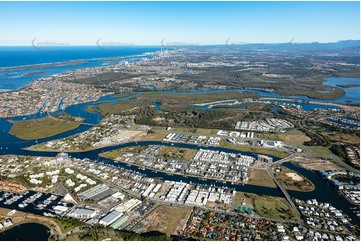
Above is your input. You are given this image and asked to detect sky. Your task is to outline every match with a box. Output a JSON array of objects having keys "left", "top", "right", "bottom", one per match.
[{"left": 0, "top": 1, "right": 359, "bottom": 46}]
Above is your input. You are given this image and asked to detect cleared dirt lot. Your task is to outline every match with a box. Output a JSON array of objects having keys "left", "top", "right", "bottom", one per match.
[
  {"left": 295, "top": 158, "right": 344, "bottom": 170},
  {"left": 137, "top": 205, "right": 192, "bottom": 236}
]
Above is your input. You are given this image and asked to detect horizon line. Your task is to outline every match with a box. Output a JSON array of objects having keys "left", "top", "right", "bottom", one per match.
[{"left": 0, "top": 39, "right": 359, "bottom": 48}]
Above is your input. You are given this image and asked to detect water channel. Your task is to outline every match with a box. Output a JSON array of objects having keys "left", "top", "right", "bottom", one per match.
[{"left": 0, "top": 82, "right": 359, "bottom": 226}]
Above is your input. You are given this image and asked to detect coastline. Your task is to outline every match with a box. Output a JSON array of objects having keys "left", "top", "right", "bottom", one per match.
[
  {"left": 0, "top": 59, "right": 86, "bottom": 71},
  {"left": 0, "top": 48, "right": 160, "bottom": 95}
]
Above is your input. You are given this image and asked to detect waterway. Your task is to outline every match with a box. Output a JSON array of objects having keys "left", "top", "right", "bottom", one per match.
[
  {"left": 0, "top": 223, "right": 50, "bottom": 241},
  {"left": 261, "top": 99, "right": 341, "bottom": 111},
  {"left": 0, "top": 80, "right": 359, "bottom": 227},
  {"left": 284, "top": 162, "right": 359, "bottom": 225},
  {"left": 1, "top": 82, "right": 356, "bottom": 151},
  {"left": 323, "top": 77, "right": 360, "bottom": 104},
  {"left": 0, "top": 191, "right": 64, "bottom": 216}
]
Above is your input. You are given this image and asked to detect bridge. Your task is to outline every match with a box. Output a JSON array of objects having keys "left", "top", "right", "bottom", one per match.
[
  {"left": 264, "top": 153, "right": 302, "bottom": 220},
  {"left": 267, "top": 168, "right": 301, "bottom": 218}
]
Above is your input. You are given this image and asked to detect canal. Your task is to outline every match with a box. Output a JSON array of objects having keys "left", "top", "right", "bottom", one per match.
[{"left": 0, "top": 85, "right": 359, "bottom": 226}]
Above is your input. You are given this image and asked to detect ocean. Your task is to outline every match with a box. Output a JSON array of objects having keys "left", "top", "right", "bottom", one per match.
[{"left": 0, "top": 46, "right": 160, "bottom": 91}]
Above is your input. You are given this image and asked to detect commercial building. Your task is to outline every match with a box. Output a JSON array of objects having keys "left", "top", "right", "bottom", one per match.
[
  {"left": 110, "top": 215, "right": 129, "bottom": 230},
  {"left": 68, "top": 208, "right": 96, "bottom": 219},
  {"left": 99, "top": 210, "right": 123, "bottom": 226},
  {"left": 78, "top": 184, "right": 114, "bottom": 201},
  {"left": 257, "top": 155, "right": 273, "bottom": 163},
  {"left": 113, "top": 198, "right": 142, "bottom": 213}
]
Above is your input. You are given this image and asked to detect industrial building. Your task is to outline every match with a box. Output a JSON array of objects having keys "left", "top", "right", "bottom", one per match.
[
  {"left": 78, "top": 184, "right": 114, "bottom": 201},
  {"left": 99, "top": 210, "right": 123, "bottom": 226},
  {"left": 68, "top": 208, "right": 96, "bottom": 219}
]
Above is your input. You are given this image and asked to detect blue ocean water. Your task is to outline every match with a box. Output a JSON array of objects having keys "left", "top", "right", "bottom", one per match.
[
  {"left": 0, "top": 46, "right": 160, "bottom": 91},
  {"left": 0, "top": 46, "right": 160, "bottom": 68}
]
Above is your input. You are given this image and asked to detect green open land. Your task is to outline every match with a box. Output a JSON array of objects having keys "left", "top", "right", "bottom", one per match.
[
  {"left": 178, "top": 64, "right": 350, "bottom": 100},
  {"left": 131, "top": 91, "right": 258, "bottom": 110},
  {"left": 93, "top": 103, "right": 251, "bottom": 130},
  {"left": 248, "top": 169, "right": 277, "bottom": 188},
  {"left": 303, "top": 146, "right": 334, "bottom": 157},
  {"left": 233, "top": 192, "right": 298, "bottom": 221},
  {"left": 53, "top": 217, "right": 84, "bottom": 233},
  {"left": 87, "top": 101, "right": 150, "bottom": 117},
  {"left": 87, "top": 91, "right": 280, "bottom": 131},
  {"left": 220, "top": 140, "right": 290, "bottom": 158},
  {"left": 275, "top": 165, "right": 315, "bottom": 192},
  {"left": 101, "top": 144, "right": 198, "bottom": 162},
  {"left": 258, "top": 129, "right": 311, "bottom": 145},
  {"left": 157, "top": 146, "right": 198, "bottom": 161},
  {"left": 114, "top": 92, "right": 136, "bottom": 99},
  {"left": 99, "top": 146, "right": 147, "bottom": 160},
  {"left": 323, "top": 132, "right": 360, "bottom": 146},
  {"left": 9, "top": 113, "right": 84, "bottom": 140}
]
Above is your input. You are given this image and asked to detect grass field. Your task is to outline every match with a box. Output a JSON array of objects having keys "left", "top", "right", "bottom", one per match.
[
  {"left": 132, "top": 91, "right": 258, "bottom": 109},
  {"left": 100, "top": 146, "right": 147, "bottom": 160},
  {"left": 323, "top": 132, "right": 360, "bottom": 146},
  {"left": 138, "top": 206, "right": 192, "bottom": 235},
  {"left": 259, "top": 129, "right": 311, "bottom": 145},
  {"left": 53, "top": 218, "right": 83, "bottom": 233},
  {"left": 220, "top": 140, "right": 290, "bottom": 158},
  {"left": 304, "top": 146, "right": 334, "bottom": 157},
  {"left": 94, "top": 102, "right": 150, "bottom": 116},
  {"left": 9, "top": 114, "right": 83, "bottom": 140},
  {"left": 248, "top": 169, "right": 277, "bottom": 188},
  {"left": 233, "top": 192, "right": 298, "bottom": 221},
  {"left": 157, "top": 146, "right": 198, "bottom": 160}
]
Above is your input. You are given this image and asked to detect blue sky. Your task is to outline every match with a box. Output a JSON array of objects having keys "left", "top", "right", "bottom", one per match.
[{"left": 0, "top": 1, "right": 359, "bottom": 45}]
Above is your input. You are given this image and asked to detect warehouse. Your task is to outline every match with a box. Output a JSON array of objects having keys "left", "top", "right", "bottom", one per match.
[{"left": 99, "top": 210, "right": 123, "bottom": 226}]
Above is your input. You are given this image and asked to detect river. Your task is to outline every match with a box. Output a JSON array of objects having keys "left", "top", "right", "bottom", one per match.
[{"left": 0, "top": 81, "right": 359, "bottom": 226}]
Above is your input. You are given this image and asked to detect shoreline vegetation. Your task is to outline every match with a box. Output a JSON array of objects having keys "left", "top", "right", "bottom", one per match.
[{"left": 9, "top": 113, "right": 84, "bottom": 140}]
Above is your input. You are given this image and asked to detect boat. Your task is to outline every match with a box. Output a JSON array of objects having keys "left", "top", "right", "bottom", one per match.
[
  {"left": 7, "top": 209, "right": 16, "bottom": 216},
  {"left": 18, "top": 203, "right": 26, "bottom": 208}
]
